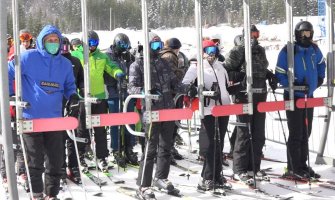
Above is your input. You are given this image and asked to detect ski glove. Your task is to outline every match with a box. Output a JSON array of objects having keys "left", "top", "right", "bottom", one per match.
[
  {"left": 67, "top": 94, "right": 80, "bottom": 117},
  {"left": 149, "top": 88, "right": 162, "bottom": 97},
  {"left": 187, "top": 84, "right": 198, "bottom": 98},
  {"left": 317, "top": 77, "right": 324, "bottom": 88},
  {"left": 266, "top": 70, "right": 278, "bottom": 91},
  {"left": 115, "top": 72, "right": 125, "bottom": 80},
  {"left": 210, "top": 82, "right": 221, "bottom": 102}
]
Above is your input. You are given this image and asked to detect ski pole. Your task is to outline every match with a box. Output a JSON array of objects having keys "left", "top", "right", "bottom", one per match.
[
  {"left": 139, "top": 122, "right": 153, "bottom": 187},
  {"left": 88, "top": 128, "right": 103, "bottom": 196},
  {"left": 70, "top": 129, "right": 88, "bottom": 199},
  {"left": 304, "top": 87, "right": 312, "bottom": 190},
  {"left": 271, "top": 90, "right": 297, "bottom": 186},
  {"left": 117, "top": 78, "right": 126, "bottom": 172}
]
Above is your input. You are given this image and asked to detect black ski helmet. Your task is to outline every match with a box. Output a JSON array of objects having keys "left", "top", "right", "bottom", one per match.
[
  {"left": 88, "top": 30, "right": 99, "bottom": 40},
  {"left": 71, "top": 38, "right": 82, "bottom": 46},
  {"left": 61, "top": 36, "right": 71, "bottom": 54},
  {"left": 113, "top": 33, "right": 131, "bottom": 53},
  {"left": 294, "top": 21, "right": 314, "bottom": 43}
]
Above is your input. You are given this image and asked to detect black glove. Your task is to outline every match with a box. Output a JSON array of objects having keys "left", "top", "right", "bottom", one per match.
[
  {"left": 210, "top": 82, "right": 221, "bottom": 101},
  {"left": 317, "top": 77, "right": 324, "bottom": 88},
  {"left": 150, "top": 88, "right": 162, "bottom": 96},
  {"left": 266, "top": 71, "right": 278, "bottom": 91},
  {"left": 187, "top": 84, "right": 198, "bottom": 98},
  {"left": 67, "top": 94, "right": 80, "bottom": 117}
]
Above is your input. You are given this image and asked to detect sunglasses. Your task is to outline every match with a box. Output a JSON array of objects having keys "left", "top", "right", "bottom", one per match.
[
  {"left": 204, "top": 46, "right": 218, "bottom": 55},
  {"left": 150, "top": 41, "right": 164, "bottom": 51},
  {"left": 300, "top": 30, "right": 311, "bottom": 38},
  {"left": 116, "top": 40, "right": 130, "bottom": 50},
  {"left": 20, "top": 33, "right": 33, "bottom": 41},
  {"left": 88, "top": 38, "right": 99, "bottom": 47},
  {"left": 251, "top": 31, "right": 260, "bottom": 39}
]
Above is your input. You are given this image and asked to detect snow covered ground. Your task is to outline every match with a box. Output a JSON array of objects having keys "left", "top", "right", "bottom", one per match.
[{"left": 1, "top": 23, "right": 335, "bottom": 199}]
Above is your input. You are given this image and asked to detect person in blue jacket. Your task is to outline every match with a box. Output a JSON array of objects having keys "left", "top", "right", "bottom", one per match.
[
  {"left": 275, "top": 21, "right": 325, "bottom": 179},
  {"left": 8, "top": 25, "right": 79, "bottom": 200}
]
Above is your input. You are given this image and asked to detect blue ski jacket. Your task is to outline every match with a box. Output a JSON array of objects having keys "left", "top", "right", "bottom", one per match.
[
  {"left": 275, "top": 44, "right": 326, "bottom": 97},
  {"left": 8, "top": 25, "right": 77, "bottom": 119}
]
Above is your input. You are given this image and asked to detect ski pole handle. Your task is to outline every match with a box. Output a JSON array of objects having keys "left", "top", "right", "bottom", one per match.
[{"left": 123, "top": 94, "right": 145, "bottom": 137}]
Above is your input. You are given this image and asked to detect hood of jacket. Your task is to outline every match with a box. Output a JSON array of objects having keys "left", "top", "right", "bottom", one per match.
[{"left": 36, "top": 25, "right": 63, "bottom": 58}]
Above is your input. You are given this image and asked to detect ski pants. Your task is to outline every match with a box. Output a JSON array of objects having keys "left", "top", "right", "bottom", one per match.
[
  {"left": 1, "top": 126, "right": 25, "bottom": 178},
  {"left": 201, "top": 115, "right": 229, "bottom": 181},
  {"left": 233, "top": 93, "right": 267, "bottom": 174},
  {"left": 285, "top": 95, "right": 314, "bottom": 172},
  {"left": 136, "top": 121, "right": 174, "bottom": 187},
  {"left": 23, "top": 131, "right": 64, "bottom": 196},
  {"left": 107, "top": 97, "right": 136, "bottom": 151},
  {"left": 77, "top": 100, "right": 109, "bottom": 159}
]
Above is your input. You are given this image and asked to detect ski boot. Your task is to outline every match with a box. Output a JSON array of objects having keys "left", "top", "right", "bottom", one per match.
[
  {"left": 98, "top": 158, "right": 109, "bottom": 173},
  {"left": 197, "top": 179, "right": 214, "bottom": 191},
  {"left": 303, "top": 166, "right": 321, "bottom": 179},
  {"left": 113, "top": 151, "right": 127, "bottom": 168},
  {"left": 234, "top": 172, "right": 254, "bottom": 186},
  {"left": 60, "top": 167, "right": 67, "bottom": 185},
  {"left": 136, "top": 187, "right": 156, "bottom": 200},
  {"left": 79, "top": 155, "right": 88, "bottom": 173},
  {"left": 175, "top": 134, "right": 184, "bottom": 146},
  {"left": 171, "top": 147, "right": 183, "bottom": 160},
  {"left": 2, "top": 177, "right": 8, "bottom": 193},
  {"left": 67, "top": 167, "right": 81, "bottom": 184},
  {"left": 248, "top": 170, "right": 270, "bottom": 181},
  {"left": 32, "top": 192, "right": 44, "bottom": 200},
  {"left": 170, "top": 155, "right": 177, "bottom": 165},
  {"left": 216, "top": 175, "right": 232, "bottom": 190},
  {"left": 125, "top": 148, "right": 139, "bottom": 166},
  {"left": 221, "top": 154, "right": 229, "bottom": 167},
  {"left": 17, "top": 173, "right": 29, "bottom": 192},
  {"left": 153, "top": 178, "right": 181, "bottom": 196}
]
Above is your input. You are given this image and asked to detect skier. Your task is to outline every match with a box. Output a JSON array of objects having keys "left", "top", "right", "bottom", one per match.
[
  {"left": 105, "top": 33, "right": 138, "bottom": 167},
  {"left": 75, "top": 30, "right": 124, "bottom": 172},
  {"left": 60, "top": 36, "right": 85, "bottom": 184},
  {"left": 183, "top": 40, "right": 231, "bottom": 191},
  {"left": 223, "top": 25, "right": 277, "bottom": 183},
  {"left": 8, "top": 25, "right": 79, "bottom": 200},
  {"left": 128, "top": 32, "right": 196, "bottom": 199},
  {"left": 160, "top": 37, "right": 185, "bottom": 164},
  {"left": 275, "top": 21, "right": 325, "bottom": 179}
]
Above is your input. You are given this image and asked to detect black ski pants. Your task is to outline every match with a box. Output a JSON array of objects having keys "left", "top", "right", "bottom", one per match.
[
  {"left": 23, "top": 131, "right": 64, "bottom": 196},
  {"left": 77, "top": 100, "right": 109, "bottom": 159},
  {"left": 201, "top": 115, "right": 229, "bottom": 181},
  {"left": 137, "top": 121, "right": 174, "bottom": 187},
  {"left": 233, "top": 93, "right": 267, "bottom": 174},
  {"left": 285, "top": 95, "right": 314, "bottom": 172}
]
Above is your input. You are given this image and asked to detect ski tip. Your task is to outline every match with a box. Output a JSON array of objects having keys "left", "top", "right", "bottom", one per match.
[{"left": 93, "top": 192, "right": 103, "bottom": 197}]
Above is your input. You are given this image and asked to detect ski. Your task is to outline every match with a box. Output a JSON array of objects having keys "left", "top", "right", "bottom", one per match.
[
  {"left": 268, "top": 182, "right": 324, "bottom": 198},
  {"left": 116, "top": 186, "right": 138, "bottom": 199},
  {"left": 318, "top": 183, "right": 335, "bottom": 191},
  {"left": 82, "top": 170, "right": 107, "bottom": 186},
  {"left": 103, "top": 171, "right": 125, "bottom": 184},
  {"left": 267, "top": 172, "right": 335, "bottom": 186},
  {"left": 171, "top": 162, "right": 198, "bottom": 174},
  {"left": 152, "top": 187, "right": 183, "bottom": 197}
]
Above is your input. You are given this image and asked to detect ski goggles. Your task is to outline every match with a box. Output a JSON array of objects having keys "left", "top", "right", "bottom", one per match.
[
  {"left": 300, "top": 30, "right": 312, "bottom": 38},
  {"left": 116, "top": 40, "right": 130, "bottom": 50},
  {"left": 88, "top": 38, "right": 99, "bottom": 47},
  {"left": 150, "top": 41, "right": 164, "bottom": 51},
  {"left": 204, "top": 46, "right": 218, "bottom": 55},
  {"left": 20, "top": 33, "right": 33, "bottom": 41},
  {"left": 251, "top": 31, "right": 260, "bottom": 39}
]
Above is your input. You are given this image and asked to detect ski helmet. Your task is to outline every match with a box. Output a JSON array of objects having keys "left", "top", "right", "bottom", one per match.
[
  {"left": 71, "top": 38, "right": 82, "bottom": 46},
  {"left": 61, "top": 36, "right": 71, "bottom": 54},
  {"left": 165, "top": 38, "right": 182, "bottom": 49},
  {"left": 149, "top": 32, "right": 163, "bottom": 52},
  {"left": 113, "top": 33, "right": 131, "bottom": 53},
  {"left": 202, "top": 40, "right": 218, "bottom": 56},
  {"left": 88, "top": 30, "right": 99, "bottom": 47},
  {"left": 294, "top": 21, "right": 314, "bottom": 47},
  {"left": 242, "top": 25, "right": 259, "bottom": 38},
  {"left": 234, "top": 34, "right": 244, "bottom": 46}
]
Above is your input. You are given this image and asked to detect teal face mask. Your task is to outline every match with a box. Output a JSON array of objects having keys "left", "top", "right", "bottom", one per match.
[{"left": 45, "top": 42, "right": 60, "bottom": 55}]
